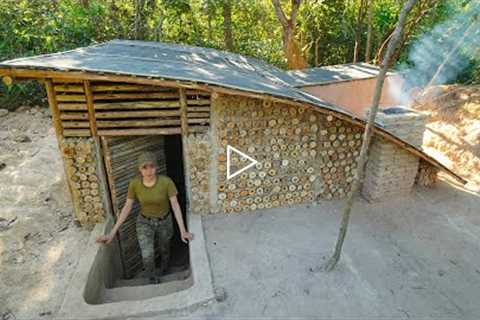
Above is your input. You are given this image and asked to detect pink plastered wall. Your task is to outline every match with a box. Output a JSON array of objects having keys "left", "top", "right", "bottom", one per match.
[{"left": 302, "top": 75, "right": 404, "bottom": 118}]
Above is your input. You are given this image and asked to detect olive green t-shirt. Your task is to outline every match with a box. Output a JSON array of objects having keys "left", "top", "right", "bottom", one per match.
[{"left": 127, "top": 175, "right": 178, "bottom": 218}]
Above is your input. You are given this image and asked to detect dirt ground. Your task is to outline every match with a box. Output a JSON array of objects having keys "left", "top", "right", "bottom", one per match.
[
  {"left": 1, "top": 101, "right": 479, "bottom": 320},
  {"left": 0, "top": 107, "right": 89, "bottom": 320},
  {"left": 183, "top": 180, "right": 480, "bottom": 319}
]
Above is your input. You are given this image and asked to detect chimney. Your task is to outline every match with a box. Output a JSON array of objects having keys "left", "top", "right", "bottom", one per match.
[{"left": 362, "top": 106, "right": 427, "bottom": 201}]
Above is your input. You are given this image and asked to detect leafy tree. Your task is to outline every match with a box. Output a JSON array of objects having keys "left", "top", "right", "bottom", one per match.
[{"left": 0, "top": 0, "right": 478, "bottom": 109}]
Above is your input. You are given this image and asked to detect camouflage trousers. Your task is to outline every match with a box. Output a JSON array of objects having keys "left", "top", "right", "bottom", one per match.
[{"left": 136, "top": 212, "right": 174, "bottom": 277}]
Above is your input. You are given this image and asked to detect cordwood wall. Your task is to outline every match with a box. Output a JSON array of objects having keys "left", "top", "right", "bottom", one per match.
[
  {"left": 60, "top": 137, "right": 110, "bottom": 225},
  {"left": 204, "top": 94, "right": 366, "bottom": 214}
]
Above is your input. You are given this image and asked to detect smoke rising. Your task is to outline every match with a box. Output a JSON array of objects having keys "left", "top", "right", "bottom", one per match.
[{"left": 391, "top": 1, "right": 480, "bottom": 105}]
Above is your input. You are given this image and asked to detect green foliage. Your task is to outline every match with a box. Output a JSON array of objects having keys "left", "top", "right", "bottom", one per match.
[
  {"left": 0, "top": 0, "right": 478, "bottom": 109},
  {"left": 0, "top": 81, "right": 45, "bottom": 111}
]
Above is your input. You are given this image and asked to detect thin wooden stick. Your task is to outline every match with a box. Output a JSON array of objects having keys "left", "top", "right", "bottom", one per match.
[
  {"left": 323, "top": 0, "right": 420, "bottom": 272},
  {"left": 56, "top": 91, "right": 181, "bottom": 101},
  {"left": 63, "top": 129, "right": 91, "bottom": 136},
  {"left": 58, "top": 100, "right": 181, "bottom": 111},
  {"left": 97, "top": 127, "right": 181, "bottom": 136}
]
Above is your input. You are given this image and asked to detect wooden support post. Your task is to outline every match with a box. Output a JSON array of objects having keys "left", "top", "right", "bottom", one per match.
[
  {"left": 93, "top": 137, "right": 113, "bottom": 219},
  {"left": 179, "top": 88, "right": 193, "bottom": 215},
  {"left": 84, "top": 80, "right": 97, "bottom": 136},
  {"left": 99, "top": 135, "right": 128, "bottom": 277},
  {"left": 45, "top": 79, "right": 78, "bottom": 220},
  {"left": 101, "top": 137, "right": 117, "bottom": 216},
  {"left": 45, "top": 79, "right": 64, "bottom": 138},
  {"left": 179, "top": 88, "right": 189, "bottom": 136}
]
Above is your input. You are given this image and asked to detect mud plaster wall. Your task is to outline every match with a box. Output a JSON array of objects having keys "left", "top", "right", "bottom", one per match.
[
  {"left": 208, "top": 94, "right": 365, "bottom": 214},
  {"left": 301, "top": 75, "right": 403, "bottom": 118},
  {"left": 61, "top": 137, "right": 108, "bottom": 225}
]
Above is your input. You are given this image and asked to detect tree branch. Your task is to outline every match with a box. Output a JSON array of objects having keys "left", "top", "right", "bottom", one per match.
[
  {"left": 290, "top": 0, "right": 302, "bottom": 26},
  {"left": 272, "top": 0, "right": 289, "bottom": 28}
]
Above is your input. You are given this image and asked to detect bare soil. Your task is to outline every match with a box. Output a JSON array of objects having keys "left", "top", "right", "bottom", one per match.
[{"left": 0, "top": 106, "right": 89, "bottom": 320}]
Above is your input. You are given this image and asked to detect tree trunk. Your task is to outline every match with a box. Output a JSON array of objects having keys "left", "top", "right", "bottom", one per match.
[
  {"left": 353, "top": 0, "right": 366, "bottom": 63},
  {"left": 207, "top": 1, "right": 213, "bottom": 42},
  {"left": 154, "top": 10, "right": 165, "bottom": 42},
  {"left": 315, "top": 37, "right": 321, "bottom": 66},
  {"left": 223, "top": 0, "right": 234, "bottom": 51},
  {"left": 80, "top": 0, "right": 90, "bottom": 8},
  {"left": 375, "top": 0, "right": 439, "bottom": 64},
  {"left": 365, "top": 0, "right": 374, "bottom": 62},
  {"left": 108, "top": 0, "right": 121, "bottom": 37},
  {"left": 134, "top": 0, "right": 147, "bottom": 40},
  {"left": 322, "top": 0, "right": 419, "bottom": 272},
  {"left": 272, "top": 0, "right": 308, "bottom": 69}
]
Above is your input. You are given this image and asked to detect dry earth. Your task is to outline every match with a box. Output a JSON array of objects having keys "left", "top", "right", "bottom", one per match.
[{"left": 0, "top": 106, "right": 88, "bottom": 320}]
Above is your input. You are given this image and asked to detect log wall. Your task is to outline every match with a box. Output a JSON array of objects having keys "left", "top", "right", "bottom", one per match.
[
  {"left": 183, "top": 133, "right": 212, "bottom": 214},
  {"left": 60, "top": 137, "right": 108, "bottom": 225},
  {"left": 209, "top": 94, "right": 364, "bottom": 214}
]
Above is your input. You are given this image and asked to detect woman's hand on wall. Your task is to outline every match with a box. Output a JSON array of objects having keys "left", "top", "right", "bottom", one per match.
[{"left": 180, "top": 231, "right": 194, "bottom": 243}]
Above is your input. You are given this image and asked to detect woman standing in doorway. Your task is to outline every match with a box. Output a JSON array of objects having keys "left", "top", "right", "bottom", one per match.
[{"left": 97, "top": 151, "right": 194, "bottom": 282}]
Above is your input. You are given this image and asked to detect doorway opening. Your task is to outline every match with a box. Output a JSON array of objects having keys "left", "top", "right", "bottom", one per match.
[{"left": 102, "top": 134, "right": 190, "bottom": 289}]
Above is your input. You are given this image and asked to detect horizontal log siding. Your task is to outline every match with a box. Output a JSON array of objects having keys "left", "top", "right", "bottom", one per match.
[{"left": 53, "top": 80, "right": 210, "bottom": 137}]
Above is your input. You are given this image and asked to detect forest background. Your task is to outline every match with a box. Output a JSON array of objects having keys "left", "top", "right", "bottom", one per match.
[{"left": 0, "top": 0, "right": 478, "bottom": 109}]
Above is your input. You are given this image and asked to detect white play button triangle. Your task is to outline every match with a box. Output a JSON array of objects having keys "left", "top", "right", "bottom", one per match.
[{"left": 226, "top": 145, "right": 258, "bottom": 180}]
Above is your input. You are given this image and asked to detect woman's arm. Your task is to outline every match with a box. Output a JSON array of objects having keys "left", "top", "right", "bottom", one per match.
[
  {"left": 169, "top": 195, "right": 194, "bottom": 243},
  {"left": 96, "top": 198, "right": 134, "bottom": 244}
]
